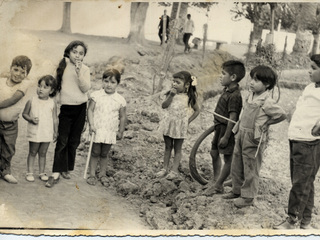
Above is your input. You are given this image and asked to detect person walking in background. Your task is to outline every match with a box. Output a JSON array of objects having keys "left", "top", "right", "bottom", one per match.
[
  {"left": 86, "top": 69, "right": 126, "bottom": 186},
  {"left": 274, "top": 54, "right": 320, "bottom": 230},
  {"left": 204, "top": 60, "right": 245, "bottom": 196},
  {"left": 223, "top": 65, "right": 286, "bottom": 208},
  {"left": 156, "top": 71, "right": 200, "bottom": 180},
  {"left": 158, "top": 9, "right": 170, "bottom": 45},
  {"left": 0, "top": 55, "right": 32, "bottom": 184},
  {"left": 182, "top": 14, "right": 194, "bottom": 53},
  {"left": 23, "top": 75, "right": 58, "bottom": 182},
  {"left": 46, "top": 40, "right": 91, "bottom": 188}
]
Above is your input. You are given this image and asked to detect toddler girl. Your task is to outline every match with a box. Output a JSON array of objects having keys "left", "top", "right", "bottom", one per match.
[
  {"left": 23, "top": 75, "right": 58, "bottom": 182},
  {"left": 224, "top": 65, "right": 286, "bottom": 208},
  {"left": 86, "top": 69, "right": 126, "bottom": 186},
  {"left": 157, "top": 71, "right": 200, "bottom": 180}
]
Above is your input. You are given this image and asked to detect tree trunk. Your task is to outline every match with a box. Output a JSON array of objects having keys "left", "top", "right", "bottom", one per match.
[
  {"left": 176, "top": 2, "right": 189, "bottom": 45},
  {"left": 248, "top": 23, "right": 264, "bottom": 54},
  {"left": 292, "top": 30, "right": 312, "bottom": 54},
  {"left": 127, "top": 2, "right": 149, "bottom": 45},
  {"left": 311, "top": 31, "right": 320, "bottom": 55},
  {"left": 60, "top": 2, "right": 71, "bottom": 33},
  {"left": 170, "top": 2, "right": 179, "bottom": 19}
]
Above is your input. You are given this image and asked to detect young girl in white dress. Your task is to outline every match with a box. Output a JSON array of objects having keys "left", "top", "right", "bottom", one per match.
[
  {"left": 157, "top": 71, "right": 200, "bottom": 180},
  {"left": 22, "top": 75, "right": 58, "bottom": 182},
  {"left": 86, "top": 69, "right": 127, "bottom": 186}
]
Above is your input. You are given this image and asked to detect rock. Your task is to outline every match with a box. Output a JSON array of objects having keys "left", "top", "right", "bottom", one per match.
[
  {"left": 145, "top": 207, "right": 172, "bottom": 229},
  {"left": 117, "top": 180, "right": 139, "bottom": 196},
  {"left": 178, "top": 181, "right": 191, "bottom": 193},
  {"left": 196, "top": 196, "right": 207, "bottom": 206},
  {"left": 113, "top": 170, "right": 133, "bottom": 182},
  {"left": 149, "top": 112, "right": 160, "bottom": 123}
]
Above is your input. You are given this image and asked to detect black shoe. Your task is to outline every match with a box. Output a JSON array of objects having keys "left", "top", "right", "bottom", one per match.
[{"left": 45, "top": 176, "right": 60, "bottom": 188}]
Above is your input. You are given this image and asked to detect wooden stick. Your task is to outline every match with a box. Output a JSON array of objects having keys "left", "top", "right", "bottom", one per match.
[
  {"left": 83, "top": 133, "right": 94, "bottom": 179},
  {"left": 204, "top": 110, "right": 237, "bottom": 124}
]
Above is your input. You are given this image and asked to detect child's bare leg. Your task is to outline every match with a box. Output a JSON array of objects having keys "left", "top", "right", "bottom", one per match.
[
  {"left": 215, "top": 154, "right": 232, "bottom": 188},
  {"left": 38, "top": 142, "right": 50, "bottom": 174},
  {"left": 27, "top": 142, "right": 40, "bottom": 173},
  {"left": 210, "top": 149, "right": 221, "bottom": 182},
  {"left": 163, "top": 136, "right": 173, "bottom": 171},
  {"left": 98, "top": 144, "right": 112, "bottom": 179},
  {"left": 89, "top": 143, "right": 100, "bottom": 177},
  {"left": 172, "top": 139, "right": 184, "bottom": 173}
]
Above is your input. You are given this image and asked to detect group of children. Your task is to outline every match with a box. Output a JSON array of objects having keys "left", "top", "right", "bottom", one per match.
[
  {"left": 1, "top": 39, "right": 320, "bottom": 229},
  {"left": 157, "top": 57, "right": 320, "bottom": 229}
]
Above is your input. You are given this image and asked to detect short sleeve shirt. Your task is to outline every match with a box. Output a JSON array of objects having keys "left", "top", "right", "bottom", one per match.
[
  {"left": 0, "top": 78, "right": 31, "bottom": 121},
  {"left": 214, "top": 84, "right": 242, "bottom": 125}
]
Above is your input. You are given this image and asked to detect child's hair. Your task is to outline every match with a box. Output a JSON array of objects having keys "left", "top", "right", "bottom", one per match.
[
  {"left": 11, "top": 55, "right": 32, "bottom": 75},
  {"left": 250, "top": 65, "right": 277, "bottom": 90},
  {"left": 222, "top": 60, "right": 245, "bottom": 82},
  {"left": 172, "top": 71, "right": 197, "bottom": 107},
  {"left": 310, "top": 54, "right": 320, "bottom": 67},
  {"left": 103, "top": 68, "right": 121, "bottom": 84},
  {"left": 56, "top": 40, "right": 88, "bottom": 92},
  {"left": 38, "top": 75, "right": 58, "bottom": 97}
]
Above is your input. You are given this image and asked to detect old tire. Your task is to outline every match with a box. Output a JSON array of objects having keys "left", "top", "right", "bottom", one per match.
[{"left": 189, "top": 125, "right": 215, "bottom": 185}]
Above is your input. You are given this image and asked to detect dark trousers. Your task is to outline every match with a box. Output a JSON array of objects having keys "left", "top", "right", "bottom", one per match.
[
  {"left": 183, "top": 33, "right": 192, "bottom": 51},
  {"left": 158, "top": 28, "right": 169, "bottom": 43},
  {"left": 0, "top": 121, "right": 18, "bottom": 176},
  {"left": 288, "top": 140, "right": 320, "bottom": 225},
  {"left": 53, "top": 103, "right": 86, "bottom": 173}
]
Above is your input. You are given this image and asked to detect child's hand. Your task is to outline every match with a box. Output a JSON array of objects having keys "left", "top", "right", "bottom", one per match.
[
  {"left": 89, "top": 125, "right": 96, "bottom": 135},
  {"left": 31, "top": 117, "right": 39, "bottom": 125},
  {"left": 53, "top": 132, "right": 58, "bottom": 142},
  {"left": 260, "top": 124, "right": 268, "bottom": 133},
  {"left": 218, "top": 136, "right": 228, "bottom": 148},
  {"left": 169, "top": 88, "right": 177, "bottom": 96},
  {"left": 75, "top": 60, "right": 82, "bottom": 74},
  {"left": 116, "top": 132, "right": 123, "bottom": 140},
  {"left": 311, "top": 120, "right": 320, "bottom": 136}
]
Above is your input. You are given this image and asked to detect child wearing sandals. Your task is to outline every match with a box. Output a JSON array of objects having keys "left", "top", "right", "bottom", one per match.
[
  {"left": 23, "top": 75, "right": 58, "bottom": 182},
  {"left": 86, "top": 69, "right": 126, "bottom": 186},
  {"left": 156, "top": 71, "right": 200, "bottom": 180}
]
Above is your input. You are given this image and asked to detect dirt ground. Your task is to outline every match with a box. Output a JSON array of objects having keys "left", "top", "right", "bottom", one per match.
[{"left": 1, "top": 29, "right": 320, "bottom": 236}]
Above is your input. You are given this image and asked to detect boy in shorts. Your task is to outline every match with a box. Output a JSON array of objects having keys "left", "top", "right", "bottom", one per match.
[
  {"left": 204, "top": 60, "right": 245, "bottom": 196},
  {"left": 0, "top": 55, "right": 32, "bottom": 183}
]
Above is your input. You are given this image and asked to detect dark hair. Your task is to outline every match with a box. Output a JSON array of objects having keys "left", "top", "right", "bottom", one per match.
[
  {"left": 310, "top": 54, "right": 320, "bottom": 67},
  {"left": 222, "top": 60, "right": 245, "bottom": 82},
  {"left": 250, "top": 65, "right": 277, "bottom": 90},
  {"left": 11, "top": 55, "right": 32, "bottom": 75},
  {"left": 172, "top": 71, "right": 197, "bottom": 107},
  {"left": 56, "top": 40, "right": 88, "bottom": 92},
  {"left": 38, "top": 75, "right": 58, "bottom": 97},
  {"left": 187, "top": 14, "right": 191, "bottom": 18},
  {"left": 102, "top": 68, "right": 121, "bottom": 84}
]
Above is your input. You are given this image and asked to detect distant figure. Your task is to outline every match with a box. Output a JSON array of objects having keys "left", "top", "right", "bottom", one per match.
[
  {"left": 182, "top": 14, "right": 194, "bottom": 53},
  {"left": 158, "top": 10, "right": 170, "bottom": 45}
]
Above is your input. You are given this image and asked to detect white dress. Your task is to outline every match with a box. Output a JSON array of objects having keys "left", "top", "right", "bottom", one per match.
[
  {"left": 27, "top": 97, "right": 55, "bottom": 142},
  {"left": 91, "top": 89, "right": 126, "bottom": 144}
]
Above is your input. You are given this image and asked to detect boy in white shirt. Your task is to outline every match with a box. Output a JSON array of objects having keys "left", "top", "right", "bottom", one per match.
[{"left": 274, "top": 54, "right": 320, "bottom": 229}]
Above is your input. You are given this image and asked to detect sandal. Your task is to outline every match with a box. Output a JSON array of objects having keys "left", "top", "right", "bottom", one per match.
[
  {"left": 26, "top": 173, "right": 35, "bottom": 182},
  {"left": 39, "top": 173, "right": 49, "bottom": 181},
  {"left": 155, "top": 169, "right": 167, "bottom": 178},
  {"left": 86, "top": 176, "right": 97, "bottom": 186},
  {"left": 100, "top": 176, "right": 109, "bottom": 187},
  {"left": 166, "top": 171, "right": 180, "bottom": 180},
  {"left": 45, "top": 176, "right": 60, "bottom": 188}
]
